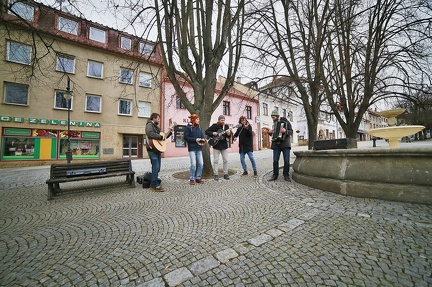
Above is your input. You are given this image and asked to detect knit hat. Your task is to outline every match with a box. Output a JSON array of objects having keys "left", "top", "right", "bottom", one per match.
[
  {"left": 189, "top": 114, "right": 199, "bottom": 123},
  {"left": 271, "top": 110, "right": 280, "bottom": 116},
  {"left": 218, "top": 115, "right": 225, "bottom": 120}
]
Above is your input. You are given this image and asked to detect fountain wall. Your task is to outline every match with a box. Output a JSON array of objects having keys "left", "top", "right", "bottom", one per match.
[{"left": 292, "top": 148, "right": 432, "bottom": 205}]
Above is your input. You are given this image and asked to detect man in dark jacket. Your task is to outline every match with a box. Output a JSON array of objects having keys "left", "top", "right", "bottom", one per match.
[
  {"left": 268, "top": 110, "right": 293, "bottom": 181},
  {"left": 234, "top": 116, "right": 258, "bottom": 177},
  {"left": 184, "top": 114, "right": 206, "bottom": 185},
  {"left": 145, "top": 113, "right": 173, "bottom": 191},
  {"left": 205, "top": 115, "right": 232, "bottom": 180}
]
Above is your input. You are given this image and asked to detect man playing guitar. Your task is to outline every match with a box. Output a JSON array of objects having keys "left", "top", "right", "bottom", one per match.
[{"left": 145, "top": 113, "right": 173, "bottom": 192}]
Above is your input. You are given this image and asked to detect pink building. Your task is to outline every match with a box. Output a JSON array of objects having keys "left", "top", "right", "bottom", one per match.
[{"left": 161, "top": 78, "right": 259, "bottom": 157}]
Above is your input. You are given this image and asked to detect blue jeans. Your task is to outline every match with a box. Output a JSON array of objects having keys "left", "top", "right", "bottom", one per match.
[
  {"left": 240, "top": 151, "right": 257, "bottom": 172},
  {"left": 272, "top": 145, "right": 291, "bottom": 177},
  {"left": 148, "top": 150, "right": 161, "bottom": 187},
  {"left": 189, "top": 150, "right": 203, "bottom": 180}
]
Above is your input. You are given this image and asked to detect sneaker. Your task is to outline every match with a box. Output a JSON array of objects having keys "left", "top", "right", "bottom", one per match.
[
  {"left": 151, "top": 186, "right": 164, "bottom": 192},
  {"left": 214, "top": 175, "right": 219, "bottom": 181},
  {"left": 284, "top": 176, "right": 291, "bottom": 182},
  {"left": 242, "top": 171, "right": 248, "bottom": 176},
  {"left": 223, "top": 174, "right": 230, "bottom": 180},
  {"left": 253, "top": 171, "right": 258, "bottom": 178},
  {"left": 190, "top": 180, "right": 195, "bottom": 185},
  {"left": 268, "top": 176, "right": 278, "bottom": 181},
  {"left": 196, "top": 179, "right": 204, "bottom": 184}
]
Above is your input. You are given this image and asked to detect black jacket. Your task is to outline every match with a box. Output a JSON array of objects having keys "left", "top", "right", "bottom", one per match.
[
  {"left": 271, "top": 117, "right": 293, "bottom": 149},
  {"left": 205, "top": 123, "right": 230, "bottom": 150},
  {"left": 234, "top": 123, "right": 254, "bottom": 153}
]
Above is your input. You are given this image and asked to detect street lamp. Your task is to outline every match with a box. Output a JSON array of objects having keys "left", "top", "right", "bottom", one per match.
[{"left": 64, "top": 76, "right": 73, "bottom": 163}]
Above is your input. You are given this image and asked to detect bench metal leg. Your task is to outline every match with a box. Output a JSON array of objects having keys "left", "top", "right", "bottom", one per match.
[{"left": 47, "top": 184, "right": 54, "bottom": 200}]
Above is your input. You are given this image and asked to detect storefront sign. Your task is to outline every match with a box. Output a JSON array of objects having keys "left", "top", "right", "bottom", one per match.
[
  {"left": 0, "top": 115, "right": 100, "bottom": 128},
  {"left": 82, "top": 132, "right": 100, "bottom": 139},
  {"left": 4, "top": 128, "right": 32, "bottom": 136}
]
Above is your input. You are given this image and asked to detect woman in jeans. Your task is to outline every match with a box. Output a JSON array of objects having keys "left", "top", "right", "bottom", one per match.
[
  {"left": 234, "top": 116, "right": 258, "bottom": 177},
  {"left": 184, "top": 114, "right": 206, "bottom": 185}
]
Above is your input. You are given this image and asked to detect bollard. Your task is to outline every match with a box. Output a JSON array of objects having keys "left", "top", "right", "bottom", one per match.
[{"left": 372, "top": 137, "right": 377, "bottom": 147}]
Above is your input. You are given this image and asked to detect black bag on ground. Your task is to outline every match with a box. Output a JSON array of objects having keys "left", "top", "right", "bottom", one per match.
[{"left": 142, "top": 172, "right": 161, "bottom": 188}]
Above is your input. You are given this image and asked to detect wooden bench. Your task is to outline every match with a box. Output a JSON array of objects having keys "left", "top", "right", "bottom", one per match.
[{"left": 46, "top": 159, "right": 135, "bottom": 200}]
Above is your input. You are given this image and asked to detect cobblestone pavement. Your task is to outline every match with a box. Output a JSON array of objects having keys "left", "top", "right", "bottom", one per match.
[{"left": 1, "top": 147, "right": 431, "bottom": 287}]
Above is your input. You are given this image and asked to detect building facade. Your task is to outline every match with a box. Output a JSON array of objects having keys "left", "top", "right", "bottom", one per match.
[
  {"left": 161, "top": 76, "right": 259, "bottom": 157},
  {"left": 1, "top": 0, "right": 163, "bottom": 164}
]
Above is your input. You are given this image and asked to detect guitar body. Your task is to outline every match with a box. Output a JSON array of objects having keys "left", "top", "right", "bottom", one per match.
[
  {"left": 149, "top": 132, "right": 168, "bottom": 153},
  {"left": 208, "top": 125, "right": 241, "bottom": 146}
]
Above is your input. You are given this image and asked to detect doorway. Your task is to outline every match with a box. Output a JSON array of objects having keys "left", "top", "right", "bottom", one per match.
[{"left": 123, "top": 135, "right": 143, "bottom": 158}]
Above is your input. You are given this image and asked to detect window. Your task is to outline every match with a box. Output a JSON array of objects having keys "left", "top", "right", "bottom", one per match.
[
  {"left": 139, "top": 42, "right": 154, "bottom": 55},
  {"left": 274, "top": 106, "right": 279, "bottom": 113},
  {"left": 58, "top": 16, "right": 78, "bottom": 35},
  {"left": 120, "top": 68, "right": 133, "bottom": 84},
  {"left": 6, "top": 40, "right": 31, "bottom": 65},
  {"left": 176, "top": 96, "right": 186, "bottom": 109},
  {"left": 263, "top": 103, "right": 268, "bottom": 116},
  {"left": 119, "top": 99, "right": 132, "bottom": 115},
  {"left": 282, "top": 108, "right": 287, "bottom": 118},
  {"left": 8, "top": 1, "right": 34, "bottom": 21},
  {"left": 85, "top": 94, "right": 101, "bottom": 113},
  {"left": 223, "top": 101, "right": 230, "bottom": 116},
  {"left": 4, "top": 82, "right": 28, "bottom": 105},
  {"left": 246, "top": 106, "right": 252, "bottom": 119},
  {"left": 139, "top": 72, "right": 151, "bottom": 87},
  {"left": 138, "top": 101, "right": 151, "bottom": 117},
  {"left": 56, "top": 54, "right": 75, "bottom": 73},
  {"left": 87, "top": 61, "right": 103, "bottom": 78},
  {"left": 121, "top": 36, "right": 132, "bottom": 50},
  {"left": 54, "top": 91, "right": 72, "bottom": 109},
  {"left": 89, "top": 27, "right": 106, "bottom": 43}
]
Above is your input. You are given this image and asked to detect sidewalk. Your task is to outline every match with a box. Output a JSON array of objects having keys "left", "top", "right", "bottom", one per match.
[{"left": 0, "top": 145, "right": 431, "bottom": 286}]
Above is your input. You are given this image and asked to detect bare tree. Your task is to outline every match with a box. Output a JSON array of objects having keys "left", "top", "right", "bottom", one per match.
[
  {"left": 247, "top": 0, "right": 334, "bottom": 149},
  {"left": 321, "top": 0, "right": 432, "bottom": 139},
  {"left": 151, "top": 0, "right": 246, "bottom": 175}
]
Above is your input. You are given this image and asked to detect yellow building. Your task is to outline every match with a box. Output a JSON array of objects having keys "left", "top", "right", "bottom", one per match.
[{"left": 0, "top": 0, "right": 163, "bottom": 165}]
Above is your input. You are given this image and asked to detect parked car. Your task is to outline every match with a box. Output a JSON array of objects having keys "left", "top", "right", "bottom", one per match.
[{"left": 406, "top": 135, "right": 414, "bottom": 143}]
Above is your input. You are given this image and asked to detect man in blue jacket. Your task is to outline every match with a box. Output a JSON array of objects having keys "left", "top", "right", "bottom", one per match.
[{"left": 184, "top": 114, "right": 207, "bottom": 185}]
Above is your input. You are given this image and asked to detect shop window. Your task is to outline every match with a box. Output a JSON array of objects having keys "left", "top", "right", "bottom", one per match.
[
  {"left": 138, "top": 101, "right": 151, "bottom": 117},
  {"left": 87, "top": 60, "right": 103, "bottom": 78},
  {"left": 8, "top": 0, "right": 34, "bottom": 21},
  {"left": 139, "top": 42, "right": 154, "bottom": 56},
  {"left": 121, "top": 36, "right": 132, "bottom": 50},
  {"left": 3, "top": 137, "right": 35, "bottom": 157},
  {"left": 56, "top": 54, "right": 75, "bottom": 74},
  {"left": 89, "top": 27, "right": 106, "bottom": 43},
  {"left": 118, "top": 99, "right": 132, "bottom": 115},
  {"left": 54, "top": 90, "right": 72, "bottom": 110},
  {"left": 6, "top": 40, "right": 32, "bottom": 65},
  {"left": 119, "top": 68, "right": 133, "bottom": 84},
  {"left": 58, "top": 16, "right": 78, "bottom": 35},
  {"left": 139, "top": 72, "right": 151, "bottom": 87},
  {"left": 4, "top": 82, "right": 28, "bottom": 105},
  {"left": 85, "top": 94, "right": 101, "bottom": 113}
]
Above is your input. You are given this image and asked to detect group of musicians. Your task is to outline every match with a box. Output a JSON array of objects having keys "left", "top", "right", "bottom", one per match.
[{"left": 145, "top": 110, "right": 293, "bottom": 192}]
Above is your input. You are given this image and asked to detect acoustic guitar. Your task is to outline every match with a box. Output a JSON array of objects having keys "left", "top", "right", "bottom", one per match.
[
  {"left": 208, "top": 124, "right": 242, "bottom": 146},
  {"left": 148, "top": 122, "right": 177, "bottom": 153}
]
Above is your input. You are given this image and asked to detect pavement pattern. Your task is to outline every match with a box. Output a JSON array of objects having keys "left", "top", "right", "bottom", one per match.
[{"left": 0, "top": 147, "right": 431, "bottom": 287}]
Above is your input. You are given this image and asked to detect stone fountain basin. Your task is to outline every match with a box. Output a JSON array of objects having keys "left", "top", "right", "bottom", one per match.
[
  {"left": 367, "top": 125, "right": 425, "bottom": 139},
  {"left": 292, "top": 148, "right": 432, "bottom": 205}
]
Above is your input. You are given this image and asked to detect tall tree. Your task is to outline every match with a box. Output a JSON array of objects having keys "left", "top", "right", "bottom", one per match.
[
  {"left": 153, "top": 0, "right": 246, "bottom": 175},
  {"left": 321, "top": 0, "right": 432, "bottom": 139},
  {"left": 248, "top": 0, "right": 334, "bottom": 149}
]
